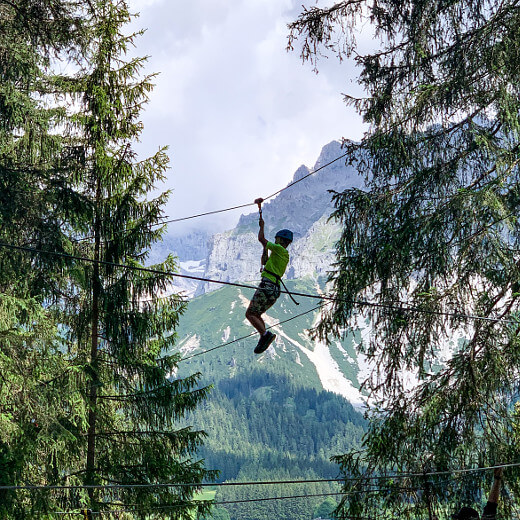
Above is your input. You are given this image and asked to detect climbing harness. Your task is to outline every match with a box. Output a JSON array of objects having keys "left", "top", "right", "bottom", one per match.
[
  {"left": 262, "top": 268, "right": 300, "bottom": 306},
  {"left": 254, "top": 197, "right": 299, "bottom": 305}
]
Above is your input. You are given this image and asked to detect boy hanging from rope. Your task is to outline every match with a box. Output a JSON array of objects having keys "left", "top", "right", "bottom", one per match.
[{"left": 246, "top": 199, "right": 294, "bottom": 354}]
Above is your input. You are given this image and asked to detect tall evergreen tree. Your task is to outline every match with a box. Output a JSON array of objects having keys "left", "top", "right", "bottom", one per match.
[
  {"left": 289, "top": 1, "right": 520, "bottom": 518},
  {"left": 0, "top": 0, "right": 214, "bottom": 518},
  {"left": 53, "top": 0, "right": 215, "bottom": 517},
  {"left": 0, "top": 1, "right": 92, "bottom": 518}
]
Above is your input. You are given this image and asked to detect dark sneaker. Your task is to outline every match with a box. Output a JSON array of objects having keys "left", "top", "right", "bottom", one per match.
[{"left": 254, "top": 331, "right": 276, "bottom": 354}]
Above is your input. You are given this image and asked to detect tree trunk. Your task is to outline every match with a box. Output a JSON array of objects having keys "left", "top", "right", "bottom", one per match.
[{"left": 86, "top": 183, "right": 101, "bottom": 511}]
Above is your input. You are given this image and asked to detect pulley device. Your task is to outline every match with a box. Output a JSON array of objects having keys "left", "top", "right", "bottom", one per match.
[{"left": 254, "top": 197, "right": 264, "bottom": 218}]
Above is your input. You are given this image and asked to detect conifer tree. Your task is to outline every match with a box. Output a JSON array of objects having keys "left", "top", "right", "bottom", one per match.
[
  {"left": 289, "top": 1, "right": 520, "bottom": 517},
  {"left": 0, "top": 0, "right": 214, "bottom": 517},
  {"left": 53, "top": 0, "right": 215, "bottom": 517},
  {"left": 0, "top": 1, "right": 92, "bottom": 518}
]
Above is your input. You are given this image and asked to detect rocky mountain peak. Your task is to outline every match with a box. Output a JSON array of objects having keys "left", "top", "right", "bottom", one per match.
[
  {"left": 292, "top": 164, "right": 311, "bottom": 182},
  {"left": 235, "top": 140, "right": 362, "bottom": 238},
  {"left": 195, "top": 140, "right": 363, "bottom": 295}
]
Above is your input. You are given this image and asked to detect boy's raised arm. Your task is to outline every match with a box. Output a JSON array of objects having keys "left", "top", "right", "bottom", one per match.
[
  {"left": 488, "top": 467, "right": 503, "bottom": 505},
  {"left": 258, "top": 217, "right": 268, "bottom": 247}
]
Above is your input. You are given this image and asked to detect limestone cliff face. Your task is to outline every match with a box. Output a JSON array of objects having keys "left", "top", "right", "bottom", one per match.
[
  {"left": 197, "top": 231, "right": 260, "bottom": 294},
  {"left": 195, "top": 140, "right": 361, "bottom": 295},
  {"left": 196, "top": 216, "right": 342, "bottom": 295},
  {"left": 288, "top": 216, "right": 341, "bottom": 280}
]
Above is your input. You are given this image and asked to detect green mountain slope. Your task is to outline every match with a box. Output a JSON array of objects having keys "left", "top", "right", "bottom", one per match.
[
  {"left": 173, "top": 278, "right": 363, "bottom": 395},
  {"left": 169, "top": 279, "right": 367, "bottom": 520}
]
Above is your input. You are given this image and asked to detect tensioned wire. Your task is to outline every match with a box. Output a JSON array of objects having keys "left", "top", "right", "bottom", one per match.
[
  {"left": 179, "top": 303, "right": 325, "bottom": 361},
  {"left": 36, "top": 299, "right": 326, "bottom": 395},
  {"left": 72, "top": 150, "right": 350, "bottom": 243},
  {"left": 5, "top": 118, "right": 518, "bottom": 517},
  {"left": 4, "top": 461, "right": 520, "bottom": 491},
  {"left": 80, "top": 304, "right": 324, "bottom": 372},
  {"left": 48, "top": 491, "right": 379, "bottom": 517},
  {"left": 35, "top": 479, "right": 520, "bottom": 518},
  {"left": 37, "top": 474, "right": 513, "bottom": 515},
  {"left": 3, "top": 244, "right": 517, "bottom": 493},
  {"left": 94, "top": 303, "right": 326, "bottom": 400},
  {"left": 0, "top": 241, "right": 517, "bottom": 325},
  {"left": 36, "top": 302, "right": 325, "bottom": 391},
  {"left": 13, "top": 466, "right": 520, "bottom": 518},
  {"left": 2, "top": 240, "right": 516, "bottom": 403},
  {"left": 84, "top": 303, "right": 326, "bottom": 402}
]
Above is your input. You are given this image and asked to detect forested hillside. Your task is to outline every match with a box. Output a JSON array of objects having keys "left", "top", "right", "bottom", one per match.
[
  {"left": 185, "top": 371, "right": 365, "bottom": 482},
  {"left": 172, "top": 278, "right": 367, "bottom": 520}
]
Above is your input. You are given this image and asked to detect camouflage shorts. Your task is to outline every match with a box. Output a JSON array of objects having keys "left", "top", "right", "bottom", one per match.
[{"left": 248, "top": 279, "right": 281, "bottom": 315}]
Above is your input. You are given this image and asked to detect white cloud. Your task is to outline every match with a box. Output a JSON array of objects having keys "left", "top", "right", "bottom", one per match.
[{"left": 127, "top": 0, "right": 368, "bottom": 234}]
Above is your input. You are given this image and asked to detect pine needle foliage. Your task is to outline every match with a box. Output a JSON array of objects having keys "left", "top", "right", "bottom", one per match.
[
  {"left": 289, "top": 1, "right": 520, "bottom": 518},
  {"left": 50, "top": 1, "right": 216, "bottom": 517},
  {"left": 0, "top": 0, "right": 214, "bottom": 518},
  {"left": 0, "top": 1, "right": 92, "bottom": 518}
]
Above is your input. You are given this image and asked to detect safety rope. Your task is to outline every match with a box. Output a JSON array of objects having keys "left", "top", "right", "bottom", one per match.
[{"left": 0, "top": 241, "right": 516, "bottom": 324}]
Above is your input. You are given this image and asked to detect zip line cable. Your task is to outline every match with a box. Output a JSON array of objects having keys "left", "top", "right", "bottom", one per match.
[
  {"left": 43, "top": 482, "right": 520, "bottom": 518},
  {"left": 180, "top": 303, "right": 326, "bottom": 361},
  {"left": 0, "top": 241, "right": 517, "bottom": 325},
  {"left": 137, "top": 153, "right": 350, "bottom": 227},
  {"left": 0, "top": 478, "right": 341, "bottom": 491},
  {"left": 171, "top": 150, "right": 349, "bottom": 225},
  {"left": 95, "top": 304, "right": 327, "bottom": 399},
  {"left": 72, "top": 151, "right": 349, "bottom": 243},
  {"left": 157, "top": 202, "right": 253, "bottom": 226},
  {"left": 6, "top": 152, "right": 519, "bottom": 511},
  {"left": 47, "top": 488, "right": 431, "bottom": 517},
  {"left": 260, "top": 152, "right": 348, "bottom": 201},
  {"left": 5, "top": 461, "right": 520, "bottom": 492},
  {"left": 14, "top": 477, "right": 520, "bottom": 518},
  {"left": 48, "top": 491, "right": 376, "bottom": 517}
]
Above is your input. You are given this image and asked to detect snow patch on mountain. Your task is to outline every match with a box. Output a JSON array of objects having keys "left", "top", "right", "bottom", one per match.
[
  {"left": 168, "top": 259, "right": 206, "bottom": 299},
  {"left": 302, "top": 339, "right": 365, "bottom": 406},
  {"left": 180, "top": 260, "right": 205, "bottom": 273},
  {"left": 221, "top": 326, "right": 231, "bottom": 342},
  {"left": 179, "top": 334, "right": 201, "bottom": 355}
]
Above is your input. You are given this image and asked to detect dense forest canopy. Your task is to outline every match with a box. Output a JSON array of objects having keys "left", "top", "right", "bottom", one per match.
[
  {"left": 0, "top": 1, "right": 214, "bottom": 518},
  {"left": 289, "top": 0, "right": 520, "bottom": 518},
  {"left": 7, "top": 0, "right": 520, "bottom": 518}
]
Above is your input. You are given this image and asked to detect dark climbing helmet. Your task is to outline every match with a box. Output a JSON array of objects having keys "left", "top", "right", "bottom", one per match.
[
  {"left": 275, "top": 229, "right": 293, "bottom": 243},
  {"left": 451, "top": 507, "right": 480, "bottom": 520}
]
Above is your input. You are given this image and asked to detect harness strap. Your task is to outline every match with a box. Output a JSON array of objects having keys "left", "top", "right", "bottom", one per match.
[
  {"left": 255, "top": 197, "right": 267, "bottom": 272},
  {"left": 262, "top": 269, "right": 300, "bottom": 305}
]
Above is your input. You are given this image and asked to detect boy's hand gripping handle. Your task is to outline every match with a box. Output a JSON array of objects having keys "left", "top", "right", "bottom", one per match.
[{"left": 255, "top": 198, "right": 268, "bottom": 270}]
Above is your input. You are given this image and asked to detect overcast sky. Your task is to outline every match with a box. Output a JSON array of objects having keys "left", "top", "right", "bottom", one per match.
[{"left": 126, "top": 0, "right": 369, "bottom": 236}]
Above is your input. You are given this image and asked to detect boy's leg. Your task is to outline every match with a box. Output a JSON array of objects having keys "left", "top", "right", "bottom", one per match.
[
  {"left": 246, "top": 284, "right": 270, "bottom": 335},
  {"left": 246, "top": 281, "right": 279, "bottom": 353},
  {"left": 246, "top": 304, "right": 277, "bottom": 355},
  {"left": 245, "top": 308, "right": 266, "bottom": 335}
]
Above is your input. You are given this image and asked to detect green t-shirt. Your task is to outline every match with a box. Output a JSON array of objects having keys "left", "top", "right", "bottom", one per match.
[{"left": 261, "top": 241, "right": 290, "bottom": 284}]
